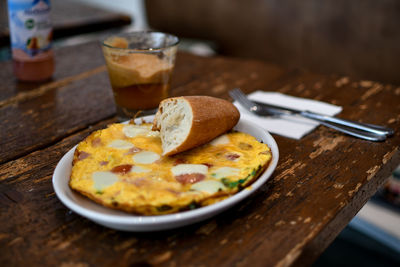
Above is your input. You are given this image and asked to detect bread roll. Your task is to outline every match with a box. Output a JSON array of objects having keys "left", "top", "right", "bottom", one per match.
[{"left": 153, "top": 96, "right": 240, "bottom": 156}]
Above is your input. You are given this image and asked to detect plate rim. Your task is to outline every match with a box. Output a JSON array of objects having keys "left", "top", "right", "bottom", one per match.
[{"left": 52, "top": 116, "right": 279, "bottom": 228}]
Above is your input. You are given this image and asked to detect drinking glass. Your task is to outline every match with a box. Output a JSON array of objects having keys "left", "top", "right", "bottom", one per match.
[{"left": 101, "top": 31, "right": 179, "bottom": 120}]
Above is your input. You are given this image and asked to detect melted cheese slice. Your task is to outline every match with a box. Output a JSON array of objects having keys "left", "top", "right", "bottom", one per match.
[
  {"left": 108, "top": 139, "right": 134, "bottom": 150},
  {"left": 92, "top": 171, "right": 118, "bottom": 190},
  {"left": 123, "top": 125, "right": 149, "bottom": 138},
  {"left": 191, "top": 180, "right": 226, "bottom": 194},
  {"left": 212, "top": 167, "right": 240, "bottom": 179},
  {"left": 171, "top": 164, "right": 208, "bottom": 176},
  {"left": 131, "top": 166, "right": 151, "bottom": 173},
  {"left": 133, "top": 151, "right": 160, "bottom": 164},
  {"left": 210, "top": 134, "right": 230, "bottom": 146},
  {"left": 122, "top": 124, "right": 160, "bottom": 138}
]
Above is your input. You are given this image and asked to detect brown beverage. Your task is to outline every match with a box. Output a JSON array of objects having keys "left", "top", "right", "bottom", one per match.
[
  {"left": 112, "top": 82, "right": 170, "bottom": 110},
  {"left": 102, "top": 35, "right": 178, "bottom": 118}
]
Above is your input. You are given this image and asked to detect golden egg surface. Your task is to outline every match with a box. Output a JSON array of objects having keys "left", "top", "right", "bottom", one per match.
[{"left": 69, "top": 122, "right": 272, "bottom": 215}]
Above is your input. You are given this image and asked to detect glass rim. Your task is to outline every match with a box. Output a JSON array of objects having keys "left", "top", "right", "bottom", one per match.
[{"left": 101, "top": 31, "right": 180, "bottom": 52}]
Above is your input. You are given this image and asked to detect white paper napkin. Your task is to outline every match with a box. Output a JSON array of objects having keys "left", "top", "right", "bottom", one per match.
[{"left": 234, "top": 91, "right": 343, "bottom": 139}]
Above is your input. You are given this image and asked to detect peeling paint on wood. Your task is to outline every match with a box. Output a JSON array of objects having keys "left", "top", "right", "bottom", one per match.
[
  {"left": 123, "top": 248, "right": 137, "bottom": 260},
  {"left": 309, "top": 136, "right": 346, "bottom": 159},
  {"left": 359, "top": 80, "right": 373, "bottom": 88},
  {"left": 361, "top": 83, "right": 383, "bottom": 100},
  {"left": 275, "top": 162, "right": 305, "bottom": 180},
  {"left": 148, "top": 251, "right": 173, "bottom": 265},
  {"left": 383, "top": 149, "right": 397, "bottom": 164},
  {"left": 335, "top": 77, "right": 349, "bottom": 87},
  {"left": 333, "top": 183, "right": 344, "bottom": 189},
  {"left": 348, "top": 183, "right": 362, "bottom": 197},
  {"left": 359, "top": 104, "right": 367, "bottom": 110},
  {"left": 275, "top": 220, "right": 286, "bottom": 227},
  {"left": 275, "top": 224, "right": 328, "bottom": 267},
  {"left": 366, "top": 165, "right": 380, "bottom": 181},
  {"left": 211, "top": 84, "right": 227, "bottom": 94},
  {"left": 335, "top": 193, "right": 343, "bottom": 199},
  {"left": 114, "top": 238, "right": 138, "bottom": 251},
  {"left": 286, "top": 191, "right": 294, "bottom": 197},
  {"left": 196, "top": 221, "right": 217, "bottom": 235}
]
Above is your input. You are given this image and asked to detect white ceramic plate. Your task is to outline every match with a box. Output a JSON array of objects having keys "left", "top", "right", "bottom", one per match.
[{"left": 52, "top": 116, "right": 279, "bottom": 231}]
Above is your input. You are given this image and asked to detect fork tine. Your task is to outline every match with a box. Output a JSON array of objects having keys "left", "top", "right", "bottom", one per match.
[
  {"left": 236, "top": 89, "right": 253, "bottom": 105},
  {"left": 229, "top": 88, "right": 247, "bottom": 107},
  {"left": 229, "top": 88, "right": 270, "bottom": 117},
  {"left": 229, "top": 88, "right": 245, "bottom": 104},
  {"left": 229, "top": 88, "right": 255, "bottom": 110}
]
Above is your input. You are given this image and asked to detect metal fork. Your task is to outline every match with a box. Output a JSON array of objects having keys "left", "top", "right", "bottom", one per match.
[{"left": 229, "top": 88, "right": 394, "bottom": 141}]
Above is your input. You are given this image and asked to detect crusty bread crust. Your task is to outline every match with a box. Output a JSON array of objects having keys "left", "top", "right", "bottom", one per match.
[{"left": 153, "top": 96, "right": 240, "bottom": 156}]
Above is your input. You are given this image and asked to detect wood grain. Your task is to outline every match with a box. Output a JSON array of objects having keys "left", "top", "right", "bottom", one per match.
[{"left": 0, "top": 41, "right": 399, "bottom": 266}]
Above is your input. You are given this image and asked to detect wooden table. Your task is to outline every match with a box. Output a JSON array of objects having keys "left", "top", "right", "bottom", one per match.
[
  {"left": 1, "top": 41, "right": 399, "bottom": 267},
  {"left": 0, "top": 0, "right": 132, "bottom": 47}
]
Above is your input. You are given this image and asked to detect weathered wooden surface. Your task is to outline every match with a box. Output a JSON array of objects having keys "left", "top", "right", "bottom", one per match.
[
  {"left": 0, "top": 0, "right": 131, "bottom": 47},
  {"left": 0, "top": 41, "right": 399, "bottom": 267}
]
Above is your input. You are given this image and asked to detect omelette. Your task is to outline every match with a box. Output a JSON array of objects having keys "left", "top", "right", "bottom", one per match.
[{"left": 69, "top": 122, "right": 272, "bottom": 215}]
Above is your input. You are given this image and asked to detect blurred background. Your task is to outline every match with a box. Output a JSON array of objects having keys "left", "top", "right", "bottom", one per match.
[{"left": 1, "top": 0, "right": 399, "bottom": 265}]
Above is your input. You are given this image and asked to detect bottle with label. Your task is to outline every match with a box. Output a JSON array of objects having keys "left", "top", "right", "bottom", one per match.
[{"left": 7, "top": 0, "right": 54, "bottom": 82}]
